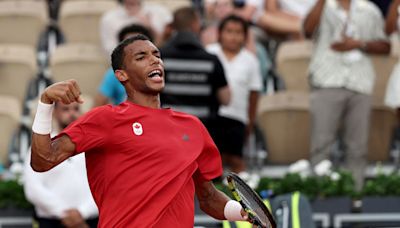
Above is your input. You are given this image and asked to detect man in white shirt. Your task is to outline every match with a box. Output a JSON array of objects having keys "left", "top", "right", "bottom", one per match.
[
  {"left": 24, "top": 102, "right": 98, "bottom": 228},
  {"left": 304, "top": 0, "right": 390, "bottom": 190},
  {"left": 99, "top": 0, "right": 172, "bottom": 54}
]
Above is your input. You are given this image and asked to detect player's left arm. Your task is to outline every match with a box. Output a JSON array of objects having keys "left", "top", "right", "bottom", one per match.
[{"left": 194, "top": 179, "right": 230, "bottom": 220}]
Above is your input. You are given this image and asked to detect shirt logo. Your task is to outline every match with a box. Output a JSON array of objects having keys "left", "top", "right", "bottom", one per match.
[
  {"left": 132, "top": 122, "right": 143, "bottom": 136},
  {"left": 182, "top": 134, "right": 189, "bottom": 141}
]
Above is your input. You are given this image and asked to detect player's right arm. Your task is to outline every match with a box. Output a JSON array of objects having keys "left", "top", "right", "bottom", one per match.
[{"left": 31, "top": 80, "right": 83, "bottom": 172}]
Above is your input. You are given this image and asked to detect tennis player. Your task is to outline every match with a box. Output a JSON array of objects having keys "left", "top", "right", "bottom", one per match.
[{"left": 30, "top": 34, "right": 248, "bottom": 227}]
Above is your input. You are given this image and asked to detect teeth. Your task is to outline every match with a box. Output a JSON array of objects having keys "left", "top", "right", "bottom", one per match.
[{"left": 149, "top": 70, "right": 161, "bottom": 76}]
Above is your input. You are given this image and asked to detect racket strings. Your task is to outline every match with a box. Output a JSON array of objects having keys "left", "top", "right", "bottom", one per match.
[{"left": 236, "top": 183, "right": 269, "bottom": 226}]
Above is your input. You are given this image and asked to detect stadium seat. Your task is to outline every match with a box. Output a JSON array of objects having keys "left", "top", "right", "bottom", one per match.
[
  {"left": 257, "top": 91, "right": 311, "bottom": 164},
  {"left": 367, "top": 102, "right": 397, "bottom": 162},
  {"left": 59, "top": 0, "right": 118, "bottom": 45},
  {"left": 0, "top": 96, "right": 21, "bottom": 165},
  {"left": 146, "top": 0, "right": 191, "bottom": 12},
  {"left": 49, "top": 43, "right": 109, "bottom": 97},
  {"left": 367, "top": 54, "right": 399, "bottom": 162},
  {"left": 0, "top": 44, "right": 37, "bottom": 104},
  {"left": 59, "top": 0, "right": 118, "bottom": 46},
  {"left": 275, "top": 40, "right": 313, "bottom": 92},
  {"left": 0, "top": 0, "right": 48, "bottom": 46}
]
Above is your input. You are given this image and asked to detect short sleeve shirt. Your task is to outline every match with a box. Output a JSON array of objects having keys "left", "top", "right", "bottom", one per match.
[
  {"left": 207, "top": 43, "right": 262, "bottom": 124},
  {"left": 58, "top": 101, "right": 223, "bottom": 227}
]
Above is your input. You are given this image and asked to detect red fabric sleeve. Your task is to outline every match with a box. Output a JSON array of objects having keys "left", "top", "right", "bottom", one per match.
[
  {"left": 55, "top": 106, "right": 112, "bottom": 154},
  {"left": 195, "top": 121, "right": 223, "bottom": 182}
]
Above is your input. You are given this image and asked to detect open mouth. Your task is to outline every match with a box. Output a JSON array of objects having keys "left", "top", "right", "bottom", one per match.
[{"left": 148, "top": 69, "right": 162, "bottom": 78}]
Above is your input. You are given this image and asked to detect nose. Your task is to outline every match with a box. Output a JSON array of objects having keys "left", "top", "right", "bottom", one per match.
[{"left": 151, "top": 55, "right": 162, "bottom": 65}]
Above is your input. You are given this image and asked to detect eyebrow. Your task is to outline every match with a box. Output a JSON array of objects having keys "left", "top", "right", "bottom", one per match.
[{"left": 134, "top": 49, "right": 160, "bottom": 56}]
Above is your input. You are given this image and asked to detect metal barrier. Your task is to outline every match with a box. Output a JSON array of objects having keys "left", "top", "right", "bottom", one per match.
[
  {"left": 334, "top": 213, "right": 400, "bottom": 228},
  {"left": 0, "top": 217, "right": 31, "bottom": 228}
]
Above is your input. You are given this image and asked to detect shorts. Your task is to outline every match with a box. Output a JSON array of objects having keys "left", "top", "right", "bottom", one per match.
[{"left": 214, "top": 116, "right": 246, "bottom": 157}]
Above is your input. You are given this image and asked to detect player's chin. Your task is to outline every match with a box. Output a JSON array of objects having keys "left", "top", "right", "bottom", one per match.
[{"left": 149, "top": 85, "right": 165, "bottom": 94}]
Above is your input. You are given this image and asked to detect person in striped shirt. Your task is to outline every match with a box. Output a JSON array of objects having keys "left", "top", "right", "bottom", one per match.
[{"left": 304, "top": 0, "right": 390, "bottom": 190}]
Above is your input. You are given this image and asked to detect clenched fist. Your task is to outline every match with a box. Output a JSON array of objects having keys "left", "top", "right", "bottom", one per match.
[{"left": 41, "top": 79, "right": 84, "bottom": 104}]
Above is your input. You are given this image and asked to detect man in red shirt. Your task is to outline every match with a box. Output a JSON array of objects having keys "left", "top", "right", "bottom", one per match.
[{"left": 30, "top": 35, "right": 247, "bottom": 227}]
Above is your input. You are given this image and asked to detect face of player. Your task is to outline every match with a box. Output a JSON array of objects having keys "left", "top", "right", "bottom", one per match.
[
  {"left": 219, "top": 21, "right": 246, "bottom": 53},
  {"left": 54, "top": 102, "right": 80, "bottom": 129},
  {"left": 121, "top": 40, "right": 165, "bottom": 95}
]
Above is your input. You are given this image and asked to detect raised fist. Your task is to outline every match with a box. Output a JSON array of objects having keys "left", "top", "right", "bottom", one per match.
[{"left": 41, "top": 79, "right": 84, "bottom": 104}]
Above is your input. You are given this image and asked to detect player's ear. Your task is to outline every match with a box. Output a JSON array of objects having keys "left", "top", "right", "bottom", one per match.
[{"left": 115, "top": 70, "right": 128, "bottom": 82}]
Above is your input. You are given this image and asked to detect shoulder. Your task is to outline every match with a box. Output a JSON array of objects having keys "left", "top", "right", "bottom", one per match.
[
  {"left": 241, "top": 48, "right": 258, "bottom": 61},
  {"left": 81, "top": 105, "right": 114, "bottom": 121},
  {"left": 171, "top": 110, "right": 203, "bottom": 125},
  {"left": 359, "top": 0, "right": 383, "bottom": 18},
  {"left": 205, "top": 43, "right": 221, "bottom": 54},
  {"left": 104, "top": 68, "right": 115, "bottom": 79}
]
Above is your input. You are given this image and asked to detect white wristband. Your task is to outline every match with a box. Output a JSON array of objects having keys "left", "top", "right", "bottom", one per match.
[
  {"left": 224, "top": 200, "right": 246, "bottom": 221},
  {"left": 32, "top": 100, "right": 54, "bottom": 135}
]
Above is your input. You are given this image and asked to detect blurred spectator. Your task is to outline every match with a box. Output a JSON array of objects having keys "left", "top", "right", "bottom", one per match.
[
  {"left": 99, "top": 0, "right": 172, "bottom": 55},
  {"left": 201, "top": 0, "right": 270, "bottom": 91},
  {"left": 160, "top": 7, "right": 230, "bottom": 137},
  {"left": 24, "top": 102, "right": 98, "bottom": 228},
  {"left": 304, "top": 0, "right": 390, "bottom": 190},
  {"left": 206, "top": 15, "right": 262, "bottom": 185},
  {"left": 265, "top": 0, "right": 317, "bottom": 39},
  {"left": 235, "top": 0, "right": 302, "bottom": 36},
  {"left": 385, "top": 0, "right": 400, "bottom": 115},
  {"left": 202, "top": 0, "right": 256, "bottom": 52},
  {"left": 94, "top": 24, "right": 154, "bottom": 107}
]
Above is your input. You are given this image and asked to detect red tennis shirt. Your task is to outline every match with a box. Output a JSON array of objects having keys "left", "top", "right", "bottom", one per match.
[{"left": 58, "top": 101, "right": 223, "bottom": 227}]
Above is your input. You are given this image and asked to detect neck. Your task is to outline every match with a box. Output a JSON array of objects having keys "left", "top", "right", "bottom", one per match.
[
  {"left": 222, "top": 48, "right": 240, "bottom": 61},
  {"left": 126, "top": 91, "right": 161, "bottom": 109}
]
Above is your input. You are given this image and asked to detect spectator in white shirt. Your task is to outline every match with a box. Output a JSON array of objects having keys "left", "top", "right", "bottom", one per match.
[
  {"left": 384, "top": 0, "right": 400, "bottom": 113},
  {"left": 207, "top": 15, "right": 262, "bottom": 188},
  {"left": 24, "top": 102, "right": 98, "bottom": 228},
  {"left": 304, "top": 0, "right": 390, "bottom": 190},
  {"left": 99, "top": 0, "right": 172, "bottom": 54}
]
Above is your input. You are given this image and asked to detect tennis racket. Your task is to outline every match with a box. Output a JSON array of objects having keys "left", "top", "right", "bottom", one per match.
[{"left": 227, "top": 172, "right": 276, "bottom": 228}]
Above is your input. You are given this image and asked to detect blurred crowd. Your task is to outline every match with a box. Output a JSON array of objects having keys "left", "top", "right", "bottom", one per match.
[{"left": 1, "top": 0, "right": 400, "bottom": 225}]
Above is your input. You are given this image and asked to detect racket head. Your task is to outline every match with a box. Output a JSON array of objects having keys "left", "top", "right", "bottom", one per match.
[{"left": 227, "top": 172, "right": 276, "bottom": 228}]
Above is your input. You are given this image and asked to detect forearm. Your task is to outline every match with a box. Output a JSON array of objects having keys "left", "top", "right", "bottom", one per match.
[
  {"left": 218, "top": 86, "right": 231, "bottom": 106},
  {"left": 195, "top": 181, "right": 230, "bottom": 220},
  {"left": 31, "top": 80, "right": 81, "bottom": 172},
  {"left": 247, "top": 91, "right": 259, "bottom": 133},
  {"left": 386, "top": 0, "right": 400, "bottom": 35},
  {"left": 258, "top": 13, "right": 301, "bottom": 34},
  {"left": 363, "top": 40, "right": 391, "bottom": 55},
  {"left": 303, "top": 0, "right": 326, "bottom": 38}
]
